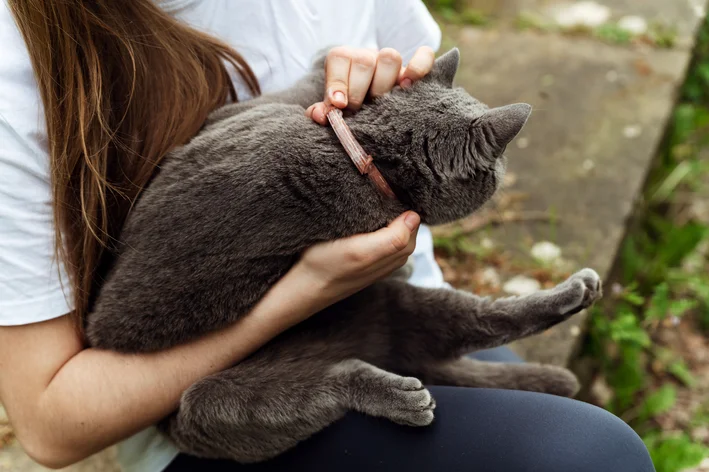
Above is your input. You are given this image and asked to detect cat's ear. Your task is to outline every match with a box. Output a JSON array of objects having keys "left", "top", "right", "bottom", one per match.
[
  {"left": 476, "top": 103, "right": 532, "bottom": 155},
  {"left": 428, "top": 48, "right": 460, "bottom": 87}
]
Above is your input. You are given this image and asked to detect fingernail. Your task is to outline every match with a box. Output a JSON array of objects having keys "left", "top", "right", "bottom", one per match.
[
  {"left": 404, "top": 212, "right": 420, "bottom": 231},
  {"left": 400, "top": 78, "right": 413, "bottom": 89},
  {"left": 332, "top": 91, "right": 346, "bottom": 105}
]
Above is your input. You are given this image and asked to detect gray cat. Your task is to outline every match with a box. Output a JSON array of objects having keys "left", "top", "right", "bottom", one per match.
[{"left": 87, "top": 49, "right": 602, "bottom": 462}]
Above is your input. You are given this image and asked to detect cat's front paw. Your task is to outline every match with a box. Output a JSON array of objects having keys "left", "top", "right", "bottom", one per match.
[{"left": 553, "top": 268, "right": 602, "bottom": 316}]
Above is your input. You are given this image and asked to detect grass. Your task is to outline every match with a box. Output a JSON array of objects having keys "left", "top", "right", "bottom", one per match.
[
  {"left": 583, "top": 14, "right": 709, "bottom": 472},
  {"left": 512, "top": 12, "right": 678, "bottom": 48},
  {"left": 423, "top": 0, "right": 493, "bottom": 27}
]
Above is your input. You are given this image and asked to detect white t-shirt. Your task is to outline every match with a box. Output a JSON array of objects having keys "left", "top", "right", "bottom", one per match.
[{"left": 0, "top": 1, "right": 444, "bottom": 470}]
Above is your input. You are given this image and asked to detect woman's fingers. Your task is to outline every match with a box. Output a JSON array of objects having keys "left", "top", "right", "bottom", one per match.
[
  {"left": 347, "top": 49, "right": 378, "bottom": 111},
  {"left": 325, "top": 47, "right": 352, "bottom": 108},
  {"left": 369, "top": 48, "right": 402, "bottom": 98},
  {"left": 308, "top": 46, "right": 435, "bottom": 124},
  {"left": 306, "top": 102, "right": 329, "bottom": 125},
  {"left": 399, "top": 46, "right": 435, "bottom": 89},
  {"left": 342, "top": 211, "right": 420, "bottom": 268}
]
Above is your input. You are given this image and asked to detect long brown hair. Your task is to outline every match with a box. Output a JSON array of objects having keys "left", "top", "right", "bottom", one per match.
[{"left": 8, "top": 0, "right": 259, "bottom": 335}]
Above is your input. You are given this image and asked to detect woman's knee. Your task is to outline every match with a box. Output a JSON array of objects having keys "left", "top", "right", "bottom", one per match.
[
  {"left": 527, "top": 394, "right": 655, "bottom": 472},
  {"left": 426, "top": 387, "right": 654, "bottom": 472}
]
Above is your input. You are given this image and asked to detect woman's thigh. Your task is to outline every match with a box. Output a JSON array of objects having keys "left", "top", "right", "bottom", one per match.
[{"left": 166, "top": 385, "right": 654, "bottom": 472}]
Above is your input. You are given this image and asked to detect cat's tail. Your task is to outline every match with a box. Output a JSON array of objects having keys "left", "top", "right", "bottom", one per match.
[{"left": 421, "top": 356, "right": 580, "bottom": 398}]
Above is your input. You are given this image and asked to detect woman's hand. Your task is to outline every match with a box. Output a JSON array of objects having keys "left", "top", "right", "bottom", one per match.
[
  {"left": 295, "top": 211, "right": 420, "bottom": 306},
  {"left": 306, "top": 46, "right": 435, "bottom": 125}
]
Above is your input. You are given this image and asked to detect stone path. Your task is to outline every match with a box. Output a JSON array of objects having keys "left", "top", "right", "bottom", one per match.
[
  {"left": 2, "top": 1, "right": 707, "bottom": 470},
  {"left": 433, "top": 0, "right": 708, "bottom": 365}
]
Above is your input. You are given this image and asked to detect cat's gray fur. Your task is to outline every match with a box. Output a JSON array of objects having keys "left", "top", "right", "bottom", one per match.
[{"left": 87, "top": 49, "right": 602, "bottom": 462}]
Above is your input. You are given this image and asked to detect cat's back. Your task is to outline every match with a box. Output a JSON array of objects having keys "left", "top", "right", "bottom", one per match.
[
  {"left": 122, "top": 103, "right": 314, "bottom": 238},
  {"left": 87, "top": 103, "right": 330, "bottom": 352}
]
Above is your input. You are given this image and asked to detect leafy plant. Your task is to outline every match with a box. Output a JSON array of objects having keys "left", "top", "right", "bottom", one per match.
[
  {"left": 584, "top": 15, "right": 709, "bottom": 471},
  {"left": 594, "top": 23, "right": 633, "bottom": 44},
  {"left": 644, "top": 433, "right": 708, "bottom": 472},
  {"left": 640, "top": 385, "right": 677, "bottom": 422},
  {"left": 668, "top": 360, "right": 696, "bottom": 387},
  {"left": 423, "top": 0, "right": 492, "bottom": 26}
]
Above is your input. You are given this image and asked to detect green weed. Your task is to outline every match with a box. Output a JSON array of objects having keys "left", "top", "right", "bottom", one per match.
[
  {"left": 594, "top": 23, "right": 633, "bottom": 45},
  {"left": 584, "top": 13, "right": 709, "bottom": 472}
]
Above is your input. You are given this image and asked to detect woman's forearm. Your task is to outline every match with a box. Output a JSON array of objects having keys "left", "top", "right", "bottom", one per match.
[
  {"left": 14, "top": 265, "right": 327, "bottom": 468},
  {"left": 2, "top": 215, "right": 417, "bottom": 468}
]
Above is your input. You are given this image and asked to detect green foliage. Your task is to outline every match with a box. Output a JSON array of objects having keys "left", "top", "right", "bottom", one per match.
[
  {"left": 423, "top": 0, "right": 492, "bottom": 26},
  {"left": 515, "top": 11, "right": 556, "bottom": 32},
  {"left": 433, "top": 232, "right": 494, "bottom": 258},
  {"left": 641, "top": 385, "right": 677, "bottom": 421},
  {"left": 584, "top": 15, "right": 709, "bottom": 470},
  {"left": 668, "top": 360, "right": 696, "bottom": 387},
  {"left": 647, "top": 23, "right": 678, "bottom": 49},
  {"left": 645, "top": 283, "right": 670, "bottom": 321},
  {"left": 608, "top": 311, "right": 652, "bottom": 347},
  {"left": 594, "top": 23, "right": 633, "bottom": 44},
  {"left": 459, "top": 8, "right": 490, "bottom": 26},
  {"left": 608, "top": 344, "right": 647, "bottom": 411},
  {"left": 645, "top": 433, "right": 709, "bottom": 472}
]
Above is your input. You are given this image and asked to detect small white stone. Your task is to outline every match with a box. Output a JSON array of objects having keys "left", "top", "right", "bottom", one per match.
[
  {"left": 530, "top": 241, "right": 562, "bottom": 263},
  {"left": 460, "top": 27, "right": 485, "bottom": 45},
  {"left": 691, "top": 426, "right": 709, "bottom": 442},
  {"left": 569, "top": 325, "right": 581, "bottom": 337},
  {"left": 681, "top": 456, "right": 709, "bottom": 472},
  {"left": 605, "top": 70, "right": 619, "bottom": 82},
  {"left": 503, "top": 275, "right": 542, "bottom": 296},
  {"left": 503, "top": 172, "right": 518, "bottom": 187},
  {"left": 582, "top": 159, "right": 596, "bottom": 171},
  {"left": 623, "top": 125, "right": 642, "bottom": 139},
  {"left": 690, "top": 0, "right": 706, "bottom": 19},
  {"left": 480, "top": 237, "right": 495, "bottom": 250},
  {"left": 553, "top": 1, "right": 611, "bottom": 29},
  {"left": 516, "top": 137, "right": 530, "bottom": 149},
  {"left": 590, "top": 376, "right": 614, "bottom": 405},
  {"left": 479, "top": 267, "right": 501, "bottom": 288},
  {"left": 617, "top": 15, "right": 648, "bottom": 35}
]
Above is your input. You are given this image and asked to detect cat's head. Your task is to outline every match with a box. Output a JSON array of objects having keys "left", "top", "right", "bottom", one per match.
[{"left": 349, "top": 48, "right": 531, "bottom": 225}]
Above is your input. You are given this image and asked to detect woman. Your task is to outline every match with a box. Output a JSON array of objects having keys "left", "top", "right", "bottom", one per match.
[{"left": 0, "top": 1, "right": 654, "bottom": 471}]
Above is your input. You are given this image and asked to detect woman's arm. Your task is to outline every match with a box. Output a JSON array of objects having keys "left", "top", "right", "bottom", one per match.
[{"left": 0, "top": 212, "right": 419, "bottom": 469}]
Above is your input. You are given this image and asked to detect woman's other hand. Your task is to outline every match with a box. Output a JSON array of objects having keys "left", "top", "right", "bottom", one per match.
[
  {"left": 306, "top": 46, "right": 435, "bottom": 124},
  {"left": 294, "top": 211, "right": 420, "bottom": 306}
]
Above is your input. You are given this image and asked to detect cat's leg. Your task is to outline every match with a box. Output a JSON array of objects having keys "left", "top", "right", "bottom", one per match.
[
  {"left": 162, "top": 357, "right": 434, "bottom": 462},
  {"left": 418, "top": 357, "right": 580, "bottom": 397},
  {"left": 336, "top": 359, "right": 435, "bottom": 427},
  {"left": 373, "top": 268, "right": 602, "bottom": 364},
  {"left": 161, "top": 359, "right": 348, "bottom": 462}
]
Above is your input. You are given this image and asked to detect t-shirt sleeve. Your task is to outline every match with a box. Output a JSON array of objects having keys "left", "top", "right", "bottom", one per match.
[
  {"left": 376, "top": 0, "right": 442, "bottom": 61},
  {"left": 0, "top": 1, "right": 72, "bottom": 325}
]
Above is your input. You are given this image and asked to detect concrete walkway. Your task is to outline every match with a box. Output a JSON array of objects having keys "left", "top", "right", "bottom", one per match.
[
  {"left": 2, "top": 1, "right": 706, "bottom": 470},
  {"left": 435, "top": 0, "right": 708, "bottom": 365}
]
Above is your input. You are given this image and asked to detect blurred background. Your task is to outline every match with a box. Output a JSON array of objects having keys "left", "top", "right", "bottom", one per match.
[
  {"left": 424, "top": 1, "right": 709, "bottom": 471},
  {"left": 2, "top": 1, "right": 709, "bottom": 471}
]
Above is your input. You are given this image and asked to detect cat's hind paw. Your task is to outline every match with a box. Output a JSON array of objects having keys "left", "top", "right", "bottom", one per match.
[
  {"left": 365, "top": 375, "right": 435, "bottom": 427},
  {"left": 381, "top": 380, "right": 436, "bottom": 427}
]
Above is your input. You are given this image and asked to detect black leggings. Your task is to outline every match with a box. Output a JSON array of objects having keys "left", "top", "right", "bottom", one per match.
[{"left": 165, "top": 348, "right": 655, "bottom": 472}]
